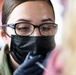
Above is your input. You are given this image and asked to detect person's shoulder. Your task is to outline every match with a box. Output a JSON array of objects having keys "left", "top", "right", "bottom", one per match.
[{"left": 44, "top": 45, "right": 64, "bottom": 75}]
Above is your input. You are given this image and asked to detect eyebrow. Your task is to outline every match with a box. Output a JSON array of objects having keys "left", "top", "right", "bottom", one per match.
[
  {"left": 16, "top": 18, "right": 53, "bottom": 23},
  {"left": 41, "top": 18, "right": 53, "bottom": 22},
  {"left": 16, "top": 19, "right": 31, "bottom": 22}
]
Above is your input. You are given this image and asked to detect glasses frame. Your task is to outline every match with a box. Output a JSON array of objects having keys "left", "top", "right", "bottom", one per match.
[{"left": 2, "top": 22, "right": 58, "bottom": 36}]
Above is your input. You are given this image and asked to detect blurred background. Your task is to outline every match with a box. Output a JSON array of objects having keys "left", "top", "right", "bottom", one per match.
[
  {"left": 51, "top": 0, "right": 67, "bottom": 45},
  {"left": 0, "top": 0, "right": 67, "bottom": 49},
  {"left": 0, "top": 0, "right": 4, "bottom": 49}
]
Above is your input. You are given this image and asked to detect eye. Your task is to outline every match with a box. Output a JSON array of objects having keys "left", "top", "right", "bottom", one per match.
[
  {"left": 17, "top": 26, "right": 30, "bottom": 32},
  {"left": 16, "top": 23, "right": 31, "bottom": 33},
  {"left": 41, "top": 27, "right": 50, "bottom": 31},
  {"left": 40, "top": 25, "right": 51, "bottom": 31}
]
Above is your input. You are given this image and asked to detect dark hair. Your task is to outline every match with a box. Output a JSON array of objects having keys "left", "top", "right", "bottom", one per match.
[{"left": 2, "top": 0, "right": 55, "bottom": 25}]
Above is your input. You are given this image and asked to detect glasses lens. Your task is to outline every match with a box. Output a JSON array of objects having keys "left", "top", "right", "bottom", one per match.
[
  {"left": 15, "top": 22, "right": 34, "bottom": 36},
  {"left": 40, "top": 23, "right": 57, "bottom": 36}
]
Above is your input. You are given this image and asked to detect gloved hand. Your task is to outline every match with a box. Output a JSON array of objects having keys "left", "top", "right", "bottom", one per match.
[{"left": 13, "top": 55, "right": 44, "bottom": 75}]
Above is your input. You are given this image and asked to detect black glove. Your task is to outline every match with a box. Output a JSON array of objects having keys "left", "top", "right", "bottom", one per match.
[{"left": 13, "top": 55, "right": 44, "bottom": 75}]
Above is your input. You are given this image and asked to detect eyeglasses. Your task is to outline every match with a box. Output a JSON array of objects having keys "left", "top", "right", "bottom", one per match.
[{"left": 3, "top": 22, "right": 58, "bottom": 36}]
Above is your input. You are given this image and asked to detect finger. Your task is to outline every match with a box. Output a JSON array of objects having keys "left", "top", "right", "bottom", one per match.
[
  {"left": 20, "top": 55, "right": 42, "bottom": 69},
  {"left": 21, "top": 65, "right": 40, "bottom": 73},
  {"left": 21, "top": 65, "right": 43, "bottom": 75}
]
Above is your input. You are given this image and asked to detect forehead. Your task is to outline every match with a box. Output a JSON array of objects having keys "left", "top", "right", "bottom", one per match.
[{"left": 8, "top": 1, "right": 54, "bottom": 24}]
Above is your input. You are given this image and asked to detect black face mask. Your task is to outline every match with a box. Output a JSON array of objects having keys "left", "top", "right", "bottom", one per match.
[{"left": 10, "top": 35, "right": 55, "bottom": 64}]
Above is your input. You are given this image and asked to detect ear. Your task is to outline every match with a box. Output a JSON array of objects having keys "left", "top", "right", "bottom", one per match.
[{"left": 0, "top": 27, "right": 8, "bottom": 44}]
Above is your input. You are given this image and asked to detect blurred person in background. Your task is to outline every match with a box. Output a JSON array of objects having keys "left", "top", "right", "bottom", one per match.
[
  {"left": 62, "top": 0, "right": 76, "bottom": 75},
  {"left": 43, "top": 46, "right": 64, "bottom": 75},
  {"left": 0, "top": 0, "right": 60, "bottom": 75}
]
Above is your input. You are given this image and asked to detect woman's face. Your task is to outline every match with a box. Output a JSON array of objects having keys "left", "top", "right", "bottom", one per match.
[
  {"left": 5, "top": 1, "right": 55, "bottom": 46},
  {"left": 3, "top": 1, "right": 55, "bottom": 69},
  {"left": 6, "top": 1, "right": 55, "bottom": 44}
]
